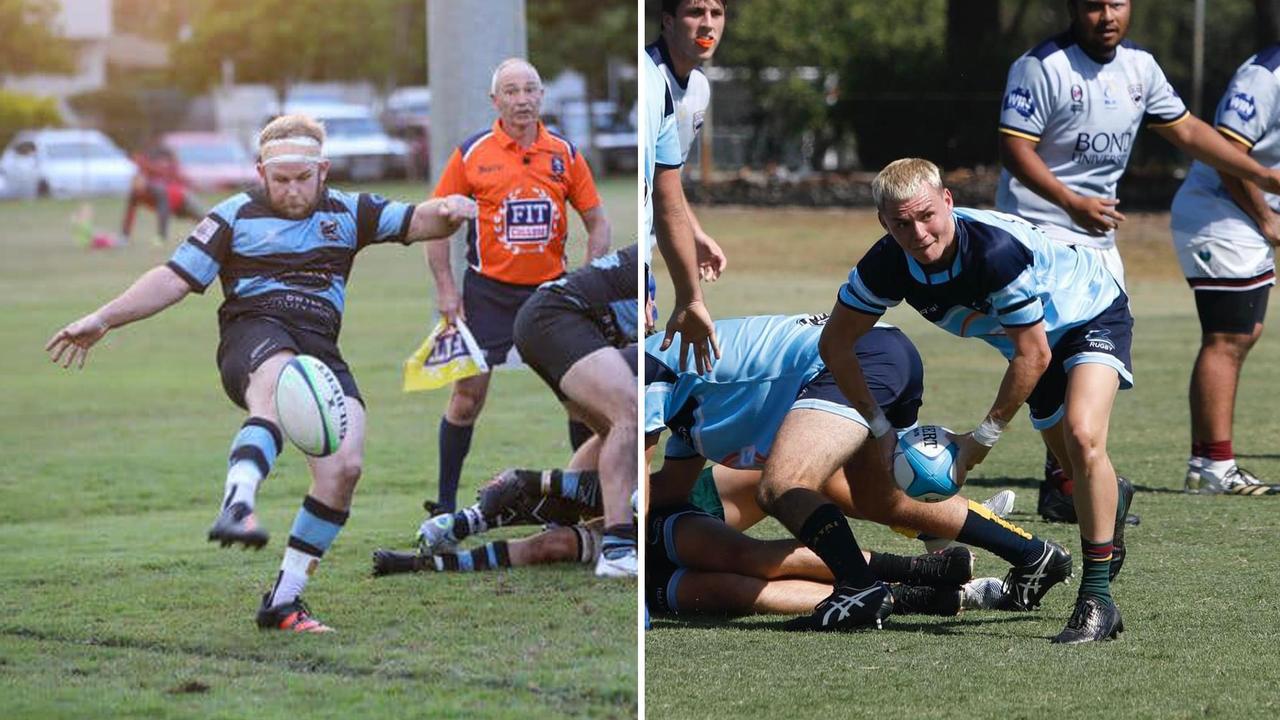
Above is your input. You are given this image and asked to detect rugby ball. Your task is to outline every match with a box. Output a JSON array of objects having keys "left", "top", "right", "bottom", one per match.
[
  {"left": 892, "top": 425, "right": 960, "bottom": 502},
  {"left": 275, "top": 355, "right": 348, "bottom": 457}
]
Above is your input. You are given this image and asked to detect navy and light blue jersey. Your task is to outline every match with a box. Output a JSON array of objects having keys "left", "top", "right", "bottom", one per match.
[
  {"left": 996, "top": 33, "right": 1189, "bottom": 249},
  {"left": 644, "top": 314, "right": 918, "bottom": 469},
  {"left": 641, "top": 49, "right": 684, "bottom": 262},
  {"left": 1173, "top": 45, "right": 1280, "bottom": 247},
  {"left": 167, "top": 187, "right": 414, "bottom": 337},
  {"left": 542, "top": 243, "right": 639, "bottom": 346},
  {"left": 838, "top": 208, "right": 1121, "bottom": 359},
  {"left": 646, "top": 37, "right": 711, "bottom": 166}
]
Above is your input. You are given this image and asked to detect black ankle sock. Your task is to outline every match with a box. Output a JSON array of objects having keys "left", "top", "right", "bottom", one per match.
[
  {"left": 956, "top": 507, "right": 1044, "bottom": 567},
  {"left": 796, "top": 503, "right": 875, "bottom": 587},
  {"left": 867, "top": 551, "right": 913, "bottom": 583}
]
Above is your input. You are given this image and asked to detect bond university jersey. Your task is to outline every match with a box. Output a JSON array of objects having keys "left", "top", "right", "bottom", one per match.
[
  {"left": 641, "top": 48, "right": 684, "bottom": 261},
  {"left": 996, "top": 34, "right": 1189, "bottom": 249},
  {"left": 1172, "top": 45, "right": 1280, "bottom": 268},
  {"left": 644, "top": 314, "right": 906, "bottom": 469},
  {"left": 838, "top": 208, "right": 1121, "bottom": 360},
  {"left": 434, "top": 120, "right": 601, "bottom": 286},
  {"left": 543, "top": 243, "right": 640, "bottom": 347},
  {"left": 646, "top": 38, "right": 711, "bottom": 165},
  {"left": 168, "top": 187, "right": 414, "bottom": 338}
]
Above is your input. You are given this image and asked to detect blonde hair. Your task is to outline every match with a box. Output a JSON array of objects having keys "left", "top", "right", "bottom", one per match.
[
  {"left": 258, "top": 114, "right": 326, "bottom": 153},
  {"left": 871, "top": 158, "right": 943, "bottom": 208},
  {"left": 490, "top": 58, "right": 541, "bottom": 96}
]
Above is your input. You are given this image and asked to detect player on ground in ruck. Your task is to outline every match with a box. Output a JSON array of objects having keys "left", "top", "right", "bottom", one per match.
[
  {"left": 648, "top": 313, "right": 1071, "bottom": 632},
  {"left": 1169, "top": 45, "right": 1280, "bottom": 496},
  {"left": 510, "top": 243, "right": 639, "bottom": 576},
  {"left": 45, "top": 114, "right": 476, "bottom": 632},
  {"left": 424, "top": 58, "right": 611, "bottom": 514},
  {"left": 646, "top": 0, "right": 730, "bottom": 293},
  {"left": 829, "top": 158, "right": 1134, "bottom": 643},
  {"left": 997, "top": 0, "right": 1280, "bottom": 518}
]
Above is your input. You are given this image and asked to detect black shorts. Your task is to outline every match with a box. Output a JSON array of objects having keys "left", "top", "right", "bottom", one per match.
[
  {"left": 1027, "top": 293, "right": 1133, "bottom": 430},
  {"left": 216, "top": 316, "right": 361, "bottom": 410},
  {"left": 793, "top": 326, "right": 925, "bottom": 430},
  {"left": 463, "top": 269, "right": 543, "bottom": 367},
  {"left": 1194, "top": 285, "right": 1270, "bottom": 335},
  {"left": 644, "top": 503, "right": 711, "bottom": 616},
  {"left": 514, "top": 290, "right": 638, "bottom": 400}
]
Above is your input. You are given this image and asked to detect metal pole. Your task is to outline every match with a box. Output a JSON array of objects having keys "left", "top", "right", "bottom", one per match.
[
  {"left": 1192, "top": 0, "right": 1205, "bottom": 117},
  {"left": 427, "top": 0, "right": 526, "bottom": 281}
]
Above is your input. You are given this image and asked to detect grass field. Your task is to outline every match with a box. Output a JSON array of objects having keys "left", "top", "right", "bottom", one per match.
[
  {"left": 647, "top": 205, "right": 1280, "bottom": 719},
  {"left": 0, "top": 178, "right": 638, "bottom": 719}
]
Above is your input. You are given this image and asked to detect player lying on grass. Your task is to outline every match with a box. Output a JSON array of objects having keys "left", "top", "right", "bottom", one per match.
[
  {"left": 511, "top": 243, "right": 640, "bottom": 577},
  {"left": 45, "top": 113, "right": 476, "bottom": 633},
  {"left": 826, "top": 158, "right": 1134, "bottom": 644},
  {"left": 647, "top": 314, "right": 1073, "bottom": 632}
]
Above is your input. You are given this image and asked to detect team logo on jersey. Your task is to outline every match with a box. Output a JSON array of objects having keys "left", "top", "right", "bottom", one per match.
[
  {"left": 550, "top": 154, "right": 565, "bottom": 177},
  {"left": 1004, "top": 87, "right": 1036, "bottom": 119},
  {"left": 1084, "top": 328, "right": 1115, "bottom": 352},
  {"left": 495, "top": 189, "right": 560, "bottom": 250},
  {"left": 191, "top": 217, "right": 219, "bottom": 244},
  {"left": 319, "top": 219, "right": 339, "bottom": 242},
  {"left": 1070, "top": 84, "right": 1085, "bottom": 113},
  {"left": 1128, "top": 83, "right": 1144, "bottom": 106},
  {"left": 1229, "top": 92, "right": 1257, "bottom": 122}
]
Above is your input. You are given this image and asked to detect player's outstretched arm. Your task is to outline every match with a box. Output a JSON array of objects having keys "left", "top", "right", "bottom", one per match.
[
  {"left": 999, "top": 134, "right": 1125, "bottom": 235},
  {"left": 957, "top": 321, "right": 1051, "bottom": 479},
  {"left": 654, "top": 168, "right": 718, "bottom": 373},
  {"left": 579, "top": 205, "right": 612, "bottom": 262},
  {"left": 818, "top": 304, "right": 896, "bottom": 462},
  {"left": 1154, "top": 116, "right": 1280, "bottom": 195},
  {"left": 45, "top": 264, "right": 192, "bottom": 369},
  {"left": 407, "top": 194, "right": 477, "bottom": 243}
]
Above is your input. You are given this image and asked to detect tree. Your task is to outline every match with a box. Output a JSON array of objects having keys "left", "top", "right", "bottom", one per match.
[
  {"left": 0, "top": 0, "right": 74, "bottom": 83},
  {"left": 529, "top": 0, "right": 635, "bottom": 101}
]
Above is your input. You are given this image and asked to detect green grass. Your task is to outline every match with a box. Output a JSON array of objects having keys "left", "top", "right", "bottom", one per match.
[
  {"left": 647, "top": 206, "right": 1280, "bottom": 719},
  {"left": 0, "top": 178, "right": 637, "bottom": 719}
]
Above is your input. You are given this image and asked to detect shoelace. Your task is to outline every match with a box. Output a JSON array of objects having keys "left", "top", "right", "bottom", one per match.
[{"left": 1064, "top": 599, "right": 1092, "bottom": 630}]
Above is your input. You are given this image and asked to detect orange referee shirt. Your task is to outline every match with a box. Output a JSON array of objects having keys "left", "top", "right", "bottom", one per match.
[{"left": 433, "top": 119, "right": 602, "bottom": 286}]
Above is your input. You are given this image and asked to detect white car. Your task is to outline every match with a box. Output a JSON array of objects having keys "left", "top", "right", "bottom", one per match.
[
  {"left": 275, "top": 103, "right": 409, "bottom": 181},
  {"left": 0, "top": 129, "right": 137, "bottom": 199}
]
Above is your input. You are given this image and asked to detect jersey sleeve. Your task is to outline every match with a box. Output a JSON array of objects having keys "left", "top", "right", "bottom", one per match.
[
  {"left": 999, "top": 56, "right": 1053, "bottom": 142},
  {"left": 165, "top": 197, "right": 238, "bottom": 293},
  {"left": 355, "top": 193, "right": 416, "bottom": 248},
  {"left": 982, "top": 233, "right": 1043, "bottom": 328},
  {"left": 1213, "top": 64, "right": 1280, "bottom": 149},
  {"left": 655, "top": 83, "right": 683, "bottom": 169},
  {"left": 837, "top": 240, "right": 905, "bottom": 316},
  {"left": 431, "top": 148, "right": 469, "bottom": 198},
  {"left": 1142, "top": 55, "right": 1190, "bottom": 128},
  {"left": 567, "top": 151, "right": 603, "bottom": 212}
]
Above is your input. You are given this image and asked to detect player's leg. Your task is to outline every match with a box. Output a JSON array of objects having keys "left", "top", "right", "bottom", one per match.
[
  {"left": 1187, "top": 286, "right": 1275, "bottom": 493},
  {"left": 378, "top": 524, "right": 594, "bottom": 575},
  {"left": 710, "top": 466, "right": 768, "bottom": 530},
  {"left": 671, "top": 571, "right": 833, "bottom": 616},
  {"left": 437, "top": 371, "right": 491, "bottom": 512}
]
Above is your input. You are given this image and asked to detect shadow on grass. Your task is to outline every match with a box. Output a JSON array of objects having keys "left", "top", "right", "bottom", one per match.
[{"left": 650, "top": 612, "right": 1035, "bottom": 637}]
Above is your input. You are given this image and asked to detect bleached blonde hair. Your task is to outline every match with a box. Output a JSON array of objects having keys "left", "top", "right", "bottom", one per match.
[
  {"left": 257, "top": 114, "right": 326, "bottom": 153},
  {"left": 871, "top": 158, "right": 943, "bottom": 208},
  {"left": 489, "top": 58, "right": 542, "bottom": 96}
]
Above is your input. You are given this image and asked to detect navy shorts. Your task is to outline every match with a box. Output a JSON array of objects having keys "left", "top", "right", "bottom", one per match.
[
  {"left": 1194, "top": 285, "right": 1270, "bottom": 335},
  {"left": 216, "top": 317, "right": 360, "bottom": 411},
  {"left": 463, "top": 269, "right": 545, "bottom": 367},
  {"left": 793, "top": 326, "right": 925, "bottom": 430},
  {"left": 1027, "top": 293, "right": 1134, "bottom": 430},
  {"left": 513, "top": 289, "right": 637, "bottom": 400},
  {"left": 644, "top": 503, "right": 711, "bottom": 616}
]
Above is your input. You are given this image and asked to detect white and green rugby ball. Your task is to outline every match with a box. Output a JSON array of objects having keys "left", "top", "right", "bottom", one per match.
[{"left": 275, "top": 355, "right": 348, "bottom": 457}]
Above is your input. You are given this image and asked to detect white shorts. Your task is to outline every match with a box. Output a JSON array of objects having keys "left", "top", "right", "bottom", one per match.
[{"left": 1171, "top": 228, "right": 1276, "bottom": 291}]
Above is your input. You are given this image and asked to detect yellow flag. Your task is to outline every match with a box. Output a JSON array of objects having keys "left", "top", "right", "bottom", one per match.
[{"left": 402, "top": 318, "right": 489, "bottom": 392}]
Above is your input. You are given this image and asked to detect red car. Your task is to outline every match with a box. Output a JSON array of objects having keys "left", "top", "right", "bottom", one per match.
[{"left": 159, "top": 132, "right": 259, "bottom": 193}]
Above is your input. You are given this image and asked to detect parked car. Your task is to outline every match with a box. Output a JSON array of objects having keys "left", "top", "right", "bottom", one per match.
[
  {"left": 0, "top": 129, "right": 137, "bottom": 198},
  {"left": 159, "top": 132, "right": 259, "bottom": 192},
  {"left": 274, "top": 103, "right": 410, "bottom": 181},
  {"left": 545, "top": 101, "right": 637, "bottom": 173},
  {"left": 383, "top": 87, "right": 431, "bottom": 180}
]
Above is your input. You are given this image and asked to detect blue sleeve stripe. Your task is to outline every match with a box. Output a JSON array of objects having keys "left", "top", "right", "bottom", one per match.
[
  {"left": 997, "top": 296, "right": 1039, "bottom": 316},
  {"left": 838, "top": 284, "right": 886, "bottom": 315}
]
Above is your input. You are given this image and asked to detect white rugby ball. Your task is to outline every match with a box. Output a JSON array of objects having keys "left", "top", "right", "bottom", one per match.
[
  {"left": 275, "top": 355, "right": 348, "bottom": 457},
  {"left": 892, "top": 425, "right": 960, "bottom": 503}
]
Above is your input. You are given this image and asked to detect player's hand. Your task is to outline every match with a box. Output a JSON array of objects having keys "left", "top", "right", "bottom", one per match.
[
  {"left": 1262, "top": 214, "right": 1280, "bottom": 247},
  {"left": 954, "top": 433, "right": 992, "bottom": 487},
  {"left": 438, "top": 194, "right": 477, "bottom": 224},
  {"left": 436, "top": 285, "right": 464, "bottom": 325},
  {"left": 644, "top": 295, "right": 658, "bottom": 336},
  {"left": 660, "top": 300, "right": 720, "bottom": 374},
  {"left": 45, "top": 312, "right": 110, "bottom": 369},
  {"left": 693, "top": 231, "right": 728, "bottom": 282},
  {"left": 1066, "top": 195, "right": 1126, "bottom": 235}
]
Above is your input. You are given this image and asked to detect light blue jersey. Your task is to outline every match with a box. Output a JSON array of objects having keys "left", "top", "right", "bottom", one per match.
[
  {"left": 641, "top": 49, "right": 684, "bottom": 263},
  {"left": 838, "top": 208, "right": 1121, "bottom": 359},
  {"left": 996, "top": 33, "right": 1188, "bottom": 249},
  {"left": 168, "top": 187, "right": 413, "bottom": 337}
]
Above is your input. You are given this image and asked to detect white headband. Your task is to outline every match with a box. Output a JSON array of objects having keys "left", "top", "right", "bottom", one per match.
[
  {"left": 260, "top": 136, "right": 321, "bottom": 149},
  {"left": 261, "top": 153, "right": 324, "bottom": 166},
  {"left": 259, "top": 136, "right": 323, "bottom": 165}
]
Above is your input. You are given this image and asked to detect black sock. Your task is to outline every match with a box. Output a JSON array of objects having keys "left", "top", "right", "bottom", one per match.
[
  {"left": 795, "top": 503, "right": 876, "bottom": 588},
  {"left": 567, "top": 420, "right": 593, "bottom": 450},
  {"left": 955, "top": 506, "right": 1045, "bottom": 567},
  {"left": 539, "top": 469, "right": 602, "bottom": 510},
  {"left": 437, "top": 418, "right": 473, "bottom": 512},
  {"left": 867, "top": 551, "right": 914, "bottom": 583}
]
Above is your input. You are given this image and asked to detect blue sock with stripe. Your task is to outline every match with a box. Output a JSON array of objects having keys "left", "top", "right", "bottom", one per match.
[
  {"left": 437, "top": 418, "right": 474, "bottom": 512},
  {"left": 268, "top": 495, "right": 349, "bottom": 608},
  {"left": 432, "top": 541, "right": 511, "bottom": 572},
  {"left": 222, "top": 417, "right": 282, "bottom": 510},
  {"left": 602, "top": 523, "right": 637, "bottom": 560}
]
